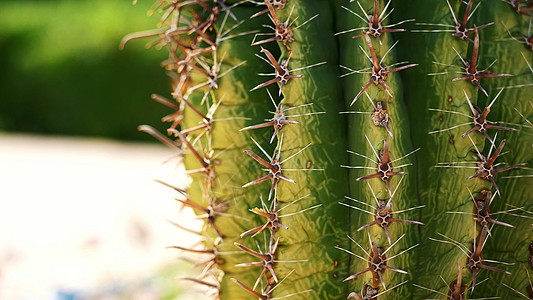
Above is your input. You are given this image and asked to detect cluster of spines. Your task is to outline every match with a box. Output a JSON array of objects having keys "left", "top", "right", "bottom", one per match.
[
  {"left": 230, "top": 1, "right": 324, "bottom": 299},
  {"left": 124, "top": 1, "right": 331, "bottom": 298},
  {"left": 122, "top": 0, "right": 258, "bottom": 297},
  {"left": 338, "top": 0, "right": 532, "bottom": 298},
  {"left": 336, "top": 0, "right": 422, "bottom": 298},
  {"left": 506, "top": 0, "right": 533, "bottom": 18},
  {"left": 413, "top": 0, "right": 530, "bottom": 298}
]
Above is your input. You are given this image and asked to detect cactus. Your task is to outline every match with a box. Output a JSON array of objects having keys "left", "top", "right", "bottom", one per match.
[{"left": 122, "top": 0, "right": 533, "bottom": 299}]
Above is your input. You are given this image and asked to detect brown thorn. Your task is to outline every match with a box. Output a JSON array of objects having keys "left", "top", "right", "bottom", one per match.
[
  {"left": 460, "top": 0, "right": 475, "bottom": 32},
  {"left": 138, "top": 125, "right": 181, "bottom": 151},
  {"left": 173, "top": 129, "right": 209, "bottom": 168},
  {"left": 151, "top": 93, "right": 180, "bottom": 110},
  {"left": 469, "top": 27, "right": 480, "bottom": 74},
  {"left": 343, "top": 266, "right": 374, "bottom": 282},
  {"left": 244, "top": 150, "right": 275, "bottom": 170},
  {"left": 261, "top": 47, "right": 284, "bottom": 75},
  {"left": 167, "top": 245, "right": 214, "bottom": 254},
  {"left": 154, "top": 179, "right": 188, "bottom": 198},
  {"left": 179, "top": 277, "right": 219, "bottom": 289},
  {"left": 363, "top": 32, "right": 380, "bottom": 70},
  {"left": 372, "top": 0, "right": 379, "bottom": 28},
  {"left": 234, "top": 242, "right": 271, "bottom": 261},
  {"left": 231, "top": 278, "right": 267, "bottom": 300}
]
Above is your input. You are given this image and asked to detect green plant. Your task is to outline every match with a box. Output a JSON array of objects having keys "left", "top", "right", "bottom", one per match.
[
  {"left": 0, "top": 0, "right": 169, "bottom": 140},
  {"left": 123, "top": 0, "right": 533, "bottom": 298}
]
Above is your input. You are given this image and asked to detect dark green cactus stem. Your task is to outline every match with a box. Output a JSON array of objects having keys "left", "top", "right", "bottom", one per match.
[
  {"left": 334, "top": 1, "right": 420, "bottom": 298},
  {"left": 125, "top": 0, "right": 533, "bottom": 299},
  {"left": 397, "top": 0, "right": 533, "bottom": 298},
  {"left": 262, "top": 1, "right": 352, "bottom": 298}
]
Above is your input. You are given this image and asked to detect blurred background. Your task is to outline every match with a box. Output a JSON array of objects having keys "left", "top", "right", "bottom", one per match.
[{"left": 0, "top": 1, "right": 205, "bottom": 299}]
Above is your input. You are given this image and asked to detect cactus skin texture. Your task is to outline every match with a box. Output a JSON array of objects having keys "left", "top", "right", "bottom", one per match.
[{"left": 125, "top": 0, "right": 533, "bottom": 299}]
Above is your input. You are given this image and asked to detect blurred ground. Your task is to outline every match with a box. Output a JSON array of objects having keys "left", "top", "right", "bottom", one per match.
[{"left": 0, "top": 134, "right": 208, "bottom": 300}]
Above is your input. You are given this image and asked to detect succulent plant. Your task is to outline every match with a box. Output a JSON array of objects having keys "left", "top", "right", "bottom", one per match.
[{"left": 122, "top": 0, "right": 533, "bottom": 299}]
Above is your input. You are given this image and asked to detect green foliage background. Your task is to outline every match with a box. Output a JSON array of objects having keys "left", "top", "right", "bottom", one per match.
[{"left": 0, "top": 0, "right": 170, "bottom": 141}]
